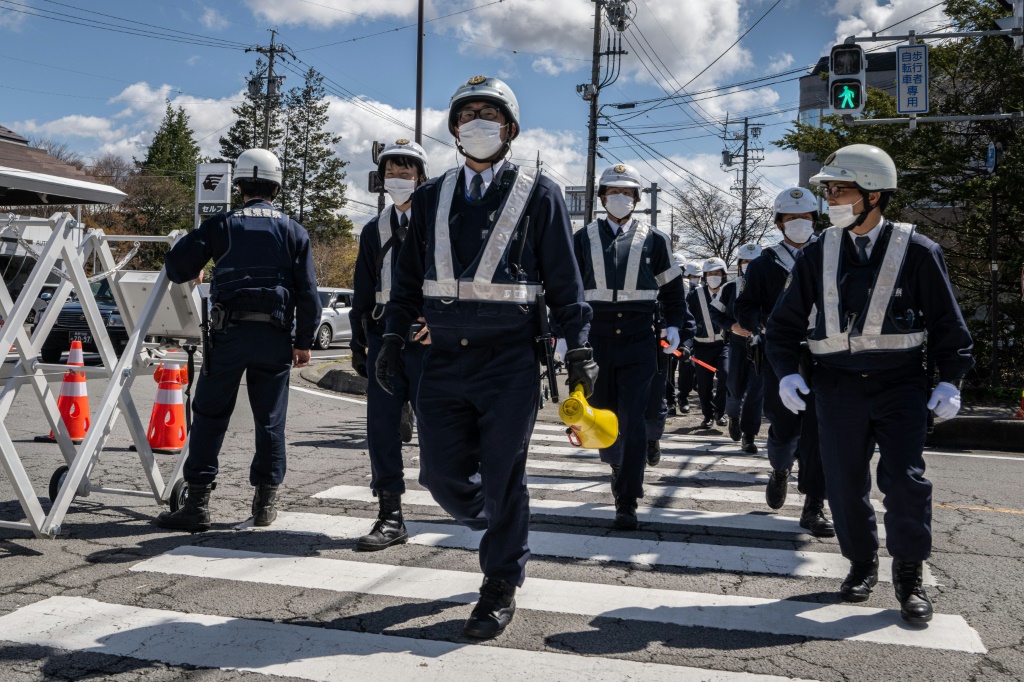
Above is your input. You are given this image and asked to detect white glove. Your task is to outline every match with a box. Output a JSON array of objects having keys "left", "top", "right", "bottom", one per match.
[
  {"left": 554, "top": 338, "right": 568, "bottom": 363},
  {"left": 779, "top": 373, "right": 810, "bottom": 414},
  {"left": 661, "top": 326, "right": 680, "bottom": 355},
  {"left": 927, "top": 381, "right": 961, "bottom": 420}
]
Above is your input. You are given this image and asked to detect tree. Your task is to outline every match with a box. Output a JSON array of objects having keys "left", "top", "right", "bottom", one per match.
[
  {"left": 218, "top": 58, "right": 285, "bottom": 162},
  {"left": 138, "top": 102, "right": 201, "bottom": 192},
  {"left": 672, "top": 177, "right": 774, "bottom": 265}
]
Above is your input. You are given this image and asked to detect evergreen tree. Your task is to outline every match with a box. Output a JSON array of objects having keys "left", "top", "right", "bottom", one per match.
[
  {"left": 218, "top": 58, "right": 286, "bottom": 162},
  {"left": 138, "top": 101, "right": 201, "bottom": 192}
]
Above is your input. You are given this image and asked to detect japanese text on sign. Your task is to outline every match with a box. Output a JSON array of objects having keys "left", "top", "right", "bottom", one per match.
[{"left": 896, "top": 44, "right": 929, "bottom": 115}]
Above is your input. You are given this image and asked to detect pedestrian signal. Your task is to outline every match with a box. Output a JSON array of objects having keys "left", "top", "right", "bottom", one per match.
[{"left": 829, "top": 44, "right": 866, "bottom": 116}]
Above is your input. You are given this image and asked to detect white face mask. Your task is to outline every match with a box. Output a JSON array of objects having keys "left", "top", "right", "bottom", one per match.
[
  {"left": 783, "top": 218, "right": 815, "bottom": 244},
  {"left": 458, "top": 119, "right": 506, "bottom": 160},
  {"left": 827, "top": 198, "right": 863, "bottom": 229},
  {"left": 604, "top": 194, "right": 635, "bottom": 220},
  {"left": 706, "top": 275, "right": 723, "bottom": 289},
  {"left": 384, "top": 178, "right": 416, "bottom": 206}
]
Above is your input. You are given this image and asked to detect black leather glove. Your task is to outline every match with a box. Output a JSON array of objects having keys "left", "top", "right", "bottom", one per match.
[
  {"left": 678, "top": 344, "right": 692, "bottom": 362},
  {"left": 374, "top": 334, "right": 405, "bottom": 395},
  {"left": 351, "top": 346, "right": 368, "bottom": 378},
  {"left": 564, "top": 346, "right": 599, "bottom": 398}
]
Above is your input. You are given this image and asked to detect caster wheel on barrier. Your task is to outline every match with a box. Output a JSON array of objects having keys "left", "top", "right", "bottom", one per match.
[
  {"left": 48, "top": 465, "right": 69, "bottom": 504},
  {"left": 169, "top": 479, "right": 189, "bottom": 513}
]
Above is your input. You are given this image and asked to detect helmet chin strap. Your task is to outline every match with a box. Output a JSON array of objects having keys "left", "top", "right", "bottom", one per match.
[{"left": 844, "top": 193, "right": 872, "bottom": 231}]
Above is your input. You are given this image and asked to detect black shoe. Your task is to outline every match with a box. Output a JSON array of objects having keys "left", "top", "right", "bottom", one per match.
[
  {"left": 400, "top": 402, "right": 414, "bottom": 443},
  {"left": 799, "top": 496, "right": 835, "bottom": 538},
  {"left": 840, "top": 556, "right": 879, "bottom": 602},
  {"left": 715, "top": 415, "right": 728, "bottom": 427},
  {"left": 464, "top": 577, "right": 517, "bottom": 639},
  {"left": 893, "top": 559, "right": 933, "bottom": 624},
  {"left": 728, "top": 417, "right": 742, "bottom": 442},
  {"left": 666, "top": 404, "right": 677, "bottom": 417},
  {"left": 252, "top": 483, "right": 279, "bottom": 527},
  {"left": 156, "top": 482, "right": 213, "bottom": 533},
  {"left": 699, "top": 417, "right": 714, "bottom": 429},
  {"left": 741, "top": 435, "right": 758, "bottom": 455},
  {"left": 357, "top": 491, "right": 409, "bottom": 551},
  {"left": 646, "top": 440, "right": 661, "bottom": 467},
  {"left": 680, "top": 402, "right": 691, "bottom": 414},
  {"left": 765, "top": 467, "right": 790, "bottom": 509},
  {"left": 613, "top": 497, "right": 639, "bottom": 530}
]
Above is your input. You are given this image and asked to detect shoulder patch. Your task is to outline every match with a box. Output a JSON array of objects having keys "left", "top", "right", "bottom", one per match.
[{"left": 783, "top": 273, "right": 793, "bottom": 291}]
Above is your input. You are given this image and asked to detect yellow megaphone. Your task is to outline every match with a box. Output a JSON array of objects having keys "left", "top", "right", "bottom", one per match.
[{"left": 558, "top": 385, "right": 619, "bottom": 449}]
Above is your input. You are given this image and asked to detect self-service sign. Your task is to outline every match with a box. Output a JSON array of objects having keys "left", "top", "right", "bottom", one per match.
[{"left": 195, "top": 162, "right": 232, "bottom": 228}]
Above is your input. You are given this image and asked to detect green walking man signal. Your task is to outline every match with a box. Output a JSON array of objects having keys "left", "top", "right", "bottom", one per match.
[
  {"left": 829, "top": 44, "right": 866, "bottom": 116},
  {"left": 831, "top": 81, "right": 863, "bottom": 111},
  {"left": 838, "top": 85, "right": 857, "bottom": 109}
]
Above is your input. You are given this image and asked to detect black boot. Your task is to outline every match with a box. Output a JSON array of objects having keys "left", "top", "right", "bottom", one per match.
[
  {"left": 464, "top": 577, "right": 517, "bottom": 639},
  {"left": 699, "top": 417, "right": 714, "bottom": 429},
  {"left": 680, "top": 400, "right": 691, "bottom": 414},
  {"left": 156, "top": 482, "right": 213, "bottom": 533},
  {"left": 666, "top": 402, "right": 677, "bottom": 417},
  {"left": 741, "top": 434, "right": 758, "bottom": 455},
  {"left": 765, "top": 467, "right": 791, "bottom": 509},
  {"left": 613, "top": 497, "right": 638, "bottom": 530},
  {"left": 840, "top": 556, "right": 879, "bottom": 602},
  {"left": 728, "top": 417, "right": 742, "bottom": 442},
  {"left": 646, "top": 440, "right": 661, "bottom": 466},
  {"left": 893, "top": 559, "right": 933, "bottom": 624},
  {"left": 400, "top": 402, "right": 414, "bottom": 444},
  {"left": 356, "top": 491, "right": 409, "bottom": 551},
  {"left": 252, "top": 483, "right": 279, "bottom": 527},
  {"left": 799, "top": 496, "right": 835, "bottom": 537},
  {"left": 715, "top": 414, "right": 728, "bottom": 427}
]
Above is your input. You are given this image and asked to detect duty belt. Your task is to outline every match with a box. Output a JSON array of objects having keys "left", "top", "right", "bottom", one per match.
[{"left": 230, "top": 311, "right": 275, "bottom": 323}]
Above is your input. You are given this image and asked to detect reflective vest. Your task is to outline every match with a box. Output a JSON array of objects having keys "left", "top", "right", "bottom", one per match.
[
  {"left": 808, "top": 222, "right": 925, "bottom": 356},
  {"left": 767, "top": 243, "right": 796, "bottom": 273},
  {"left": 581, "top": 219, "right": 678, "bottom": 303},
  {"left": 423, "top": 165, "right": 542, "bottom": 305},
  {"left": 694, "top": 285, "right": 724, "bottom": 343},
  {"left": 375, "top": 204, "right": 396, "bottom": 306}
]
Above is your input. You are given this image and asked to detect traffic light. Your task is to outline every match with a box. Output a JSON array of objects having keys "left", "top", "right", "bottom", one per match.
[
  {"left": 829, "top": 43, "right": 866, "bottom": 116},
  {"left": 996, "top": 0, "right": 1023, "bottom": 51}
]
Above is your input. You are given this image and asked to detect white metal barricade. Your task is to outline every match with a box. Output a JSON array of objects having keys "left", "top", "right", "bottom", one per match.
[{"left": 0, "top": 212, "right": 202, "bottom": 538}]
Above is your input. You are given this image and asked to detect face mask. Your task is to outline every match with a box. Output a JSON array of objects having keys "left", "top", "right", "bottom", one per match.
[
  {"left": 604, "top": 194, "right": 635, "bottom": 220},
  {"left": 458, "top": 119, "right": 506, "bottom": 160},
  {"left": 706, "top": 275, "right": 723, "bottom": 289},
  {"left": 783, "top": 218, "right": 814, "bottom": 244},
  {"left": 384, "top": 178, "right": 416, "bottom": 206},
  {"left": 827, "top": 198, "right": 863, "bottom": 229}
]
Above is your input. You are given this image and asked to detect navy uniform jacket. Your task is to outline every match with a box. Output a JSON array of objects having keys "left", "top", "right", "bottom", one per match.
[
  {"left": 686, "top": 285, "right": 726, "bottom": 347},
  {"left": 386, "top": 165, "right": 591, "bottom": 351},
  {"left": 350, "top": 208, "right": 405, "bottom": 352},
  {"left": 735, "top": 245, "right": 799, "bottom": 333},
  {"left": 572, "top": 220, "right": 691, "bottom": 341},
  {"left": 710, "top": 278, "right": 741, "bottom": 333},
  {"left": 165, "top": 198, "right": 321, "bottom": 350},
  {"left": 766, "top": 220, "right": 974, "bottom": 383}
]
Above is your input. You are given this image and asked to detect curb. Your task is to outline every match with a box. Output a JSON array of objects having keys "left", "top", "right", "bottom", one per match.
[
  {"left": 927, "top": 416, "right": 1024, "bottom": 453},
  {"left": 299, "top": 356, "right": 367, "bottom": 396}
]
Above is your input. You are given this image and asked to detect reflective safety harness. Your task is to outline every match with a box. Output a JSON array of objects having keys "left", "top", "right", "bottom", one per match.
[
  {"left": 809, "top": 222, "right": 924, "bottom": 355},
  {"left": 694, "top": 285, "right": 724, "bottom": 343},
  {"left": 582, "top": 219, "right": 678, "bottom": 303},
  {"left": 767, "top": 243, "right": 796, "bottom": 273},
  {"left": 423, "top": 165, "right": 542, "bottom": 304},
  {"left": 374, "top": 204, "right": 396, "bottom": 306}
]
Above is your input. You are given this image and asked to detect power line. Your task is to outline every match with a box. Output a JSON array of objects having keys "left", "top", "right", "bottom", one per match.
[{"left": 875, "top": 2, "right": 946, "bottom": 35}]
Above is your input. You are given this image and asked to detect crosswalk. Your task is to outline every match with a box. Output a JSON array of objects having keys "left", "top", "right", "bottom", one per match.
[{"left": 0, "top": 421, "right": 988, "bottom": 681}]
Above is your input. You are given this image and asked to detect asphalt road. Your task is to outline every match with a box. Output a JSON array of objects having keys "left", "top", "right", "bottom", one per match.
[{"left": 0, "top": 349, "right": 1022, "bottom": 681}]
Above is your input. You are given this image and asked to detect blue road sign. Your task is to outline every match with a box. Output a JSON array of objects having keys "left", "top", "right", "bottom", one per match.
[{"left": 896, "top": 44, "right": 929, "bottom": 115}]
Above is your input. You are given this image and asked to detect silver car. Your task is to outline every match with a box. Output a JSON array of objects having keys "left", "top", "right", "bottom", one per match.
[{"left": 313, "top": 287, "right": 353, "bottom": 350}]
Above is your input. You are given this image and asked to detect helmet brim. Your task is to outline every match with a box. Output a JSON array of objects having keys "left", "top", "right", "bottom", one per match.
[{"left": 809, "top": 166, "right": 850, "bottom": 187}]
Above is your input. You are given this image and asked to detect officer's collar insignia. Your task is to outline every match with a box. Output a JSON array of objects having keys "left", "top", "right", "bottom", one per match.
[
  {"left": 613, "top": 164, "right": 626, "bottom": 173},
  {"left": 790, "top": 189, "right": 803, "bottom": 198},
  {"left": 396, "top": 138, "right": 410, "bottom": 145},
  {"left": 784, "top": 273, "right": 793, "bottom": 291},
  {"left": 468, "top": 75, "right": 487, "bottom": 85}
]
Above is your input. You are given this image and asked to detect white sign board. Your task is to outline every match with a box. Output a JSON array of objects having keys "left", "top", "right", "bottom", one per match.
[
  {"left": 194, "top": 162, "right": 233, "bottom": 228},
  {"left": 896, "top": 44, "right": 929, "bottom": 115},
  {"left": 564, "top": 185, "right": 586, "bottom": 218}
]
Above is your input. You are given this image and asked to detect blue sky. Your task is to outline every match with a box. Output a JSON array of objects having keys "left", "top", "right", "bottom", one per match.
[{"left": 0, "top": 0, "right": 950, "bottom": 221}]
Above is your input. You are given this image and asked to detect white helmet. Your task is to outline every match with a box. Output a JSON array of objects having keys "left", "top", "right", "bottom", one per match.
[
  {"left": 737, "top": 243, "right": 762, "bottom": 261},
  {"left": 810, "top": 144, "right": 898, "bottom": 192},
  {"left": 377, "top": 138, "right": 429, "bottom": 179},
  {"left": 448, "top": 75, "right": 521, "bottom": 138},
  {"left": 233, "top": 148, "right": 283, "bottom": 188},
  {"left": 773, "top": 187, "right": 818, "bottom": 215},
  {"left": 599, "top": 163, "right": 642, "bottom": 190},
  {"left": 684, "top": 262, "right": 702, "bottom": 278},
  {"left": 671, "top": 251, "right": 687, "bottom": 267},
  {"left": 702, "top": 257, "right": 727, "bottom": 274}
]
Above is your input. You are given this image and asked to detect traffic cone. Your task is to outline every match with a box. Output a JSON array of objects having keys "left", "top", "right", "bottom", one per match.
[
  {"left": 35, "top": 342, "right": 91, "bottom": 444},
  {"left": 153, "top": 349, "right": 187, "bottom": 385},
  {"left": 1014, "top": 389, "right": 1024, "bottom": 420},
  {"left": 67, "top": 339, "right": 84, "bottom": 366},
  {"left": 146, "top": 359, "right": 187, "bottom": 454}
]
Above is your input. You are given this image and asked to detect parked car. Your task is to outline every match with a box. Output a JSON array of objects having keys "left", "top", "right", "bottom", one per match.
[
  {"left": 312, "top": 287, "right": 353, "bottom": 350},
  {"left": 38, "top": 279, "right": 128, "bottom": 363}
]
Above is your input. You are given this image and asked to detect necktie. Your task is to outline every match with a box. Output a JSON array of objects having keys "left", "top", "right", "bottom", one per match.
[
  {"left": 397, "top": 212, "right": 409, "bottom": 240},
  {"left": 469, "top": 173, "right": 484, "bottom": 202},
  {"left": 855, "top": 236, "right": 870, "bottom": 264}
]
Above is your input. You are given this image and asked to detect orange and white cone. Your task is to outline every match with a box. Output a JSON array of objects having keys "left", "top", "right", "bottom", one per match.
[
  {"left": 146, "top": 359, "right": 187, "bottom": 454},
  {"left": 36, "top": 341, "right": 91, "bottom": 444},
  {"left": 67, "top": 339, "right": 84, "bottom": 367},
  {"left": 153, "top": 349, "right": 187, "bottom": 385}
]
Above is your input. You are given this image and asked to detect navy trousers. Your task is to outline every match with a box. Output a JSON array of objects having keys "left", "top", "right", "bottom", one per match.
[
  {"left": 677, "top": 354, "right": 695, "bottom": 406},
  {"left": 664, "top": 356, "right": 678, "bottom": 407},
  {"left": 762, "top": 363, "right": 826, "bottom": 498},
  {"left": 415, "top": 342, "right": 538, "bottom": 586},
  {"left": 724, "top": 334, "right": 764, "bottom": 438},
  {"left": 590, "top": 334, "right": 656, "bottom": 500},
  {"left": 366, "top": 331, "right": 425, "bottom": 494},
  {"left": 185, "top": 322, "right": 292, "bottom": 486},
  {"left": 693, "top": 342, "right": 727, "bottom": 420},
  {"left": 814, "top": 365, "right": 932, "bottom": 563},
  {"left": 645, "top": 357, "right": 669, "bottom": 442}
]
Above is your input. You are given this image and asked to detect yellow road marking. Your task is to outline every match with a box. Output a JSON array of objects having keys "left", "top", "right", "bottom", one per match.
[{"left": 934, "top": 503, "right": 1024, "bottom": 515}]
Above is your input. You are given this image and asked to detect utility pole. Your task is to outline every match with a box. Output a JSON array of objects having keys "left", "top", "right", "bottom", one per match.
[
  {"left": 740, "top": 117, "right": 749, "bottom": 233},
  {"left": 246, "top": 29, "right": 295, "bottom": 150},
  {"left": 415, "top": 0, "right": 425, "bottom": 145},
  {"left": 721, "top": 116, "right": 764, "bottom": 234},
  {"left": 644, "top": 182, "right": 659, "bottom": 229}
]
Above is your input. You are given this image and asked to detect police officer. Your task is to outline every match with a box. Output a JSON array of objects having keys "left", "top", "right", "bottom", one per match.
[
  {"left": 735, "top": 187, "right": 833, "bottom": 537},
  {"left": 766, "top": 145, "right": 974, "bottom": 623},
  {"left": 687, "top": 257, "right": 729, "bottom": 429},
  {"left": 676, "top": 262, "right": 703, "bottom": 414},
  {"left": 349, "top": 139, "right": 431, "bottom": 551},
  {"left": 376, "top": 76, "right": 594, "bottom": 639},
  {"left": 576, "top": 163, "right": 692, "bottom": 520},
  {"left": 711, "top": 243, "right": 764, "bottom": 454},
  {"left": 157, "top": 148, "right": 321, "bottom": 532}
]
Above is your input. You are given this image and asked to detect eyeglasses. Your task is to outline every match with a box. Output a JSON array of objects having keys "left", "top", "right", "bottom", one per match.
[
  {"left": 825, "top": 184, "right": 858, "bottom": 198},
  {"left": 456, "top": 106, "right": 502, "bottom": 124}
]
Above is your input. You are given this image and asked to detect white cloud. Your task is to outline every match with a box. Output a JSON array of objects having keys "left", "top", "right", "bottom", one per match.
[
  {"left": 831, "top": 0, "right": 950, "bottom": 44},
  {"left": 186, "top": 55, "right": 201, "bottom": 66},
  {"left": 11, "top": 115, "right": 127, "bottom": 143},
  {"left": 199, "top": 7, "right": 228, "bottom": 30},
  {"left": 242, "top": 0, "right": 417, "bottom": 27},
  {"left": 0, "top": 5, "right": 27, "bottom": 30},
  {"left": 768, "top": 53, "right": 794, "bottom": 73}
]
